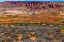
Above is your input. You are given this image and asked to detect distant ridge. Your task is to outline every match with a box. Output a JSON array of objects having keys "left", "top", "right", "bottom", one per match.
[
  {"left": 0, "top": 1, "right": 63, "bottom": 10},
  {"left": 4, "top": 1, "right": 64, "bottom": 2}
]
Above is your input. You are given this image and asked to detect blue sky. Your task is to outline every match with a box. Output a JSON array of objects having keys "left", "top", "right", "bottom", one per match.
[{"left": 0, "top": 0, "right": 64, "bottom": 2}]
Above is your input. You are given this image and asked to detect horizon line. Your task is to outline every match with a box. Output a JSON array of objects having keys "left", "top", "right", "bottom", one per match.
[{"left": 0, "top": 1, "right": 64, "bottom": 2}]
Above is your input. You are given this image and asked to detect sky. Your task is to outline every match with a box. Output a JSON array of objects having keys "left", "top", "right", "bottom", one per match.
[{"left": 0, "top": 0, "right": 64, "bottom": 2}]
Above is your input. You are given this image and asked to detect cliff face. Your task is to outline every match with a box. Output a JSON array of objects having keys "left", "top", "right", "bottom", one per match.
[
  {"left": 0, "top": 2, "right": 63, "bottom": 14},
  {"left": 0, "top": 1, "right": 63, "bottom": 9},
  {"left": 0, "top": 2, "right": 64, "bottom": 23}
]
